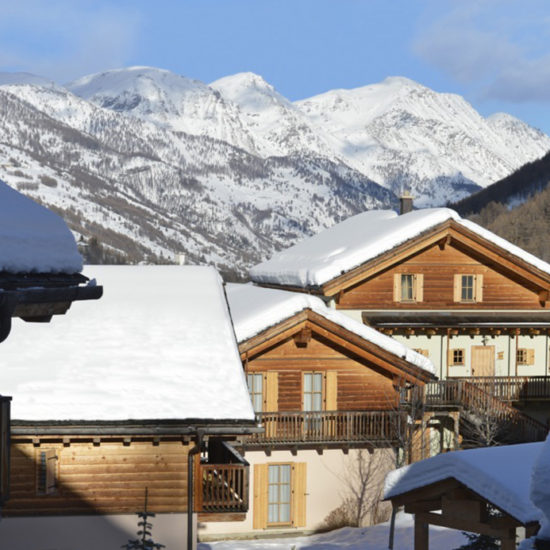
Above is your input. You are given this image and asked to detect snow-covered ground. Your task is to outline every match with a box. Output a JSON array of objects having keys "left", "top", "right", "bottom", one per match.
[{"left": 198, "top": 513, "right": 468, "bottom": 550}]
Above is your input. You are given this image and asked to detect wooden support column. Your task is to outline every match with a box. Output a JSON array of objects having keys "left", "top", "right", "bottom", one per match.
[
  {"left": 500, "top": 529, "right": 516, "bottom": 550},
  {"left": 415, "top": 515, "right": 429, "bottom": 550}
]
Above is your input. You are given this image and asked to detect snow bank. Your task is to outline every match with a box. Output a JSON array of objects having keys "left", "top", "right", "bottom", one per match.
[
  {"left": 0, "top": 180, "right": 82, "bottom": 273},
  {"left": 385, "top": 443, "right": 543, "bottom": 524},
  {"left": 2, "top": 266, "right": 255, "bottom": 422},
  {"left": 227, "top": 283, "right": 435, "bottom": 374},
  {"left": 198, "top": 511, "right": 468, "bottom": 550},
  {"left": 250, "top": 207, "right": 550, "bottom": 288},
  {"left": 530, "top": 433, "right": 550, "bottom": 539}
]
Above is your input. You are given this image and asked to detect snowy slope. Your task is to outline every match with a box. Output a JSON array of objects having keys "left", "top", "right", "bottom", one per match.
[
  {"left": 295, "top": 76, "right": 550, "bottom": 205},
  {"left": 67, "top": 66, "right": 259, "bottom": 153},
  {"left": 0, "top": 82, "right": 393, "bottom": 274}
]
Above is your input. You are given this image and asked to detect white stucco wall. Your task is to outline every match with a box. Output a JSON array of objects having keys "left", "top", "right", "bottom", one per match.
[
  {"left": 0, "top": 512, "right": 195, "bottom": 550},
  {"left": 199, "top": 447, "right": 394, "bottom": 539}
]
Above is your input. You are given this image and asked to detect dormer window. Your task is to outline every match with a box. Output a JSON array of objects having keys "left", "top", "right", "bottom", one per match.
[{"left": 394, "top": 273, "right": 423, "bottom": 303}]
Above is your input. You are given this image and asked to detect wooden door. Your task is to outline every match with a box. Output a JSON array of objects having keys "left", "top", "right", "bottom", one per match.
[{"left": 471, "top": 346, "right": 495, "bottom": 377}]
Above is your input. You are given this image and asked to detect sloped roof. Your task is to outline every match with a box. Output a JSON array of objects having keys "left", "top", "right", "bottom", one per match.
[
  {"left": 3, "top": 266, "right": 255, "bottom": 423},
  {"left": 384, "top": 442, "right": 543, "bottom": 525},
  {"left": 226, "top": 283, "right": 435, "bottom": 375},
  {"left": 249, "top": 208, "right": 550, "bottom": 289},
  {"left": 0, "top": 180, "right": 82, "bottom": 274}
]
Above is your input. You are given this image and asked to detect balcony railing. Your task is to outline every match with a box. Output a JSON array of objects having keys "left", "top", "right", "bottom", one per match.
[
  {"left": 454, "top": 376, "right": 550, "bottom": 402},
  {"left": 247, "top": 410, "right": 401, "bottom": 446},
  {"left": 198, "top": 463, "right": 249, "bottom": 513}
]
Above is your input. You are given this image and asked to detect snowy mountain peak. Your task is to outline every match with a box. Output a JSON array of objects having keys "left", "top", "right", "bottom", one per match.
[{"left": 211, "top": 71, "right": 291, "bottom": 113}]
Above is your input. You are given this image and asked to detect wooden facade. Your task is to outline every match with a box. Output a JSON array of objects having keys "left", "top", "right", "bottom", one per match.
[
  {"left": 4, "top": 433, "right": 248, "bottom": 520},
  {"left": 240, "top": 309, "right": 433, "bottom": 450}
]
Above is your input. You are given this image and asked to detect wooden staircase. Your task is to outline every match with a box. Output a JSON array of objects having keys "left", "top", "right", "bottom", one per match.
[{"left": 412, "top": 380, "right": 548, "bottom": 444}]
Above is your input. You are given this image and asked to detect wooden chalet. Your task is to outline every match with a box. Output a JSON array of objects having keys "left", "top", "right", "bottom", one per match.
[
  {"left": 249, "top": 207, "right": 550, "bottom": 448},
  {"left": 0, "top": 266, "right": 257, "bottom": 550},
  {"left": 200, "top": 283, "right": 435, "bottom": 538},
  {"left": 385, "top": 441, "right": 543, "bottom": 550},
  {"left": 0, "top": 183, "right": 102, "bottom": 516}
]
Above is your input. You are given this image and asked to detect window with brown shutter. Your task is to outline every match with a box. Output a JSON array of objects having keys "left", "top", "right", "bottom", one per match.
[{"left": 37, "top": 449, "right": 58, "bottom": 495}]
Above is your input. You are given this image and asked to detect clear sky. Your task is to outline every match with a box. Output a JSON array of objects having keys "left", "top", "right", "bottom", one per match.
[{"left": 0, "top": 0, "right": 549, "bottom": 134}]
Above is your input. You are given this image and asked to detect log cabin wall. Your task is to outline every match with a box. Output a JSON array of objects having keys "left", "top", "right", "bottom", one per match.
[
  {"left": 337, "top": 243, "right": 546, "bottom": 310},
  {"left": 4, "top": 437, "right": 192, "bottom": 516},
  {"left": 246, "top": 333, "right": 399, "bottom": 411}
]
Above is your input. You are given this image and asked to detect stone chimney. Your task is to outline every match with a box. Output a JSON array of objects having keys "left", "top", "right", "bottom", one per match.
[{"left": 399, "top": 191, "right": 414, "bottom": 215}]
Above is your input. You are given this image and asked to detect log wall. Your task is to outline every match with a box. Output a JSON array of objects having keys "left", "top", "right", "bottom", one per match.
[
  {"left": 338, "top": 243, "right": 544, "bottom": 310},
  {"left": 4, "top": 438, "right": 192, "bottom": 516},
  {"left": 247, "top": 334, "right": 398, "bottom": 411}
]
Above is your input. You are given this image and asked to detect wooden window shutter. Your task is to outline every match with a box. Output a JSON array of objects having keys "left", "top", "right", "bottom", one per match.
[
  {"left": 253, "top": 464, "right": 268, "bottom": 529},
  {"left": 475, "top": 274, "right": 483, "bottom": 302},
  {"left": 527, "top": 349, "right": 535, "bottom": 366},
  {"left": 415, "top": 273, "right": 424, "bottom": 302},
  {"left": 324, "top": 371, "right": 337, "bottom": 411},
  {"left": 265, "top": 372, "right": 278, "bottom": 412},
  {"left": 393, "top": 274, "right": 400, "bottom": 302},
  {"left": 292, "top": 463, "right": 307, "bottom": 528},
  {"left": 453, "top": 274, "right": 461, "bottom": 302}
]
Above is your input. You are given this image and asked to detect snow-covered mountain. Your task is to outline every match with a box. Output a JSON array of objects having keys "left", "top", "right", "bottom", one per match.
[
  {"left": 0, "top": 67, "right": 548, "bottom": 272},
  {"left": 0, "top": 79, "right": 392, "bottom": 275}
]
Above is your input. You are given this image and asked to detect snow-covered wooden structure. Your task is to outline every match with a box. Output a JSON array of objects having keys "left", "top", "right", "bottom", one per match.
[
  {"left": 0, "top": 266, "right": 256, "bottom": 550},
  {"left": 250, "top": 207, "right": 550, "bottom": 445},
  {"left": 0, "top": 182, "right": 102, "bottom": 513},
  {"left": 200, "top": 283, "right": 435, "bottom": 537},
  {"left": 384, "top": 442, "right": 543, "bottom": 549}
]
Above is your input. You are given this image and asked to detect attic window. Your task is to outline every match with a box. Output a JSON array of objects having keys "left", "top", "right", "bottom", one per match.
[
  {"left": 394, "top": 274, "right": 423, "bottom": 303},
  {"left": 454, "top": 274, "right": 483, "bottom": 303}
]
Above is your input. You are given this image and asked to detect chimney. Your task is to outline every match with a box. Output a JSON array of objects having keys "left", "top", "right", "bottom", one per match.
[{"left": 399, "top": 191, "right": 413, "bottom": 215}]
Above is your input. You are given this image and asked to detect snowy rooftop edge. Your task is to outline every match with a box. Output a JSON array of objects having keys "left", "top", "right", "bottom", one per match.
[
  {"left": 0, "top": 180, "right": 82, "bottom": 274},
  {"left": 384, "top": 442, "right": 543, "bottom": 524},
  {"left": 227, "top": 283, "right": 435, "bottom": 375},
  {"left": 249, "top": 208, "right": 550, "bottom": 288}
]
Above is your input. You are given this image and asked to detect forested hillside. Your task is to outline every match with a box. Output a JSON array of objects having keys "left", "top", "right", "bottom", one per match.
[{"left": 452, "top": 150, "right": 550, "bottom": 263}]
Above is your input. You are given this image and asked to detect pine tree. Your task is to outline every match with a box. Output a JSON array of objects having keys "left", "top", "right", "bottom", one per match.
[
  {"left": 455, "top": 532, "right": 499, "bottom": 549},
  {"left": 123, "top": 488, "right": 165, "bottom": 550}
]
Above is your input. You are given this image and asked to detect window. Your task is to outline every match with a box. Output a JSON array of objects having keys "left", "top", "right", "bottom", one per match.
[
  {"left": 393, "top": 274, "right": 424, "bottom": 303},
  {"left": 268, "top": 464, "right": 291, "bottom": 525},
  {"left": 303, "top": 373, "right": 323, "bottom": 412},
  {"left": 37, "top": 449, "right": 58, "bottom": 495},
  {"left": 517, "top": 348, "right": 535, "bottom": 366},
  {"left": 449, "top": 349, "right": 465, "bottom": 366},
  {"left": 454, "top": 274, "right": 483, "bottom": 303},
  {"left": 253, "top": 462, "right": 306, "bottom": 529},
  {"left": 247, "top": 373, "right": 263, "bottom": 413}
]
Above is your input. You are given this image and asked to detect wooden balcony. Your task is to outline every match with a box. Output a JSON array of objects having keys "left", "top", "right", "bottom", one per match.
[
  {"left": 454, "top": 376, "right": 550, "bottom": 402},
  {"left": 246, "top": 410, "right": 401, "bottom": 447},
  {"left": 197, "top": 463, "right": 249, "bottom": 514}
]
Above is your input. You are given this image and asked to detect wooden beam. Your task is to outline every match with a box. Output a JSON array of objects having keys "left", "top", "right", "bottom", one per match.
[
  {"left": 414, "top": 516, "right": 429, "bottom": 550},
  {"left": 416, "top": 511, "right": 512, "bottom": 539},
  {"left": 438, "top": 235, "right": 451, "bottom": 251},
  {"left": 293, "top": 327, "right": 312, "bottom": 348},
  {"left": 539, "top": 289, "right": 549, "bottom": 306}
]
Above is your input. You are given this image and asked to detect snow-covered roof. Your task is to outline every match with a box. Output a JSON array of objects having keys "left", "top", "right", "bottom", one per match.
[
  {"left": 2, "top": 266, "right": 255, "bottom": 423},
  {"left": 0, "top": 180, "right": 82, "bottom": 274},
  {"left": 226, "top": 283, "right": 435, "bottom": 375},
  {"left": 384, "top": 442, "right": 543, "bottom": 524},
  {"left": 249, "top": 208, "right": 550, "bottom": 288}
]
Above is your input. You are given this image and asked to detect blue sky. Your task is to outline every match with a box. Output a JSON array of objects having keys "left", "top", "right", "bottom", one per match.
[{"left": 1, "top": 0, "right": 549, "bottom": 134}]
